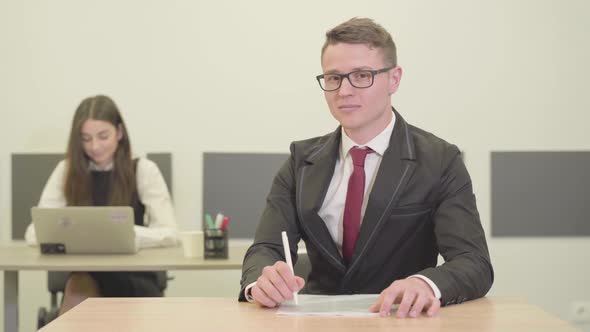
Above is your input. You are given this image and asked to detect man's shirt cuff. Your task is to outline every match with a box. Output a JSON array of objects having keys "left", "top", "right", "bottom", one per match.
[
  {"left": 408, "top": 274, "right": 441, "bottom": 299},
  {"left": 244, "top": 282, "right": 257, "bottom": 303}
]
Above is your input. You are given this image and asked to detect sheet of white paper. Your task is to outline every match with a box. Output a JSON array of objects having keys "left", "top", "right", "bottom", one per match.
[{"left": 276, "top": 294, "right": 381, "bottom": 317}]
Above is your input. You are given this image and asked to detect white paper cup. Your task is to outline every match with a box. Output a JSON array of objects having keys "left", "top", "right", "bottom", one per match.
[{"left": 181, "top": 231, "right": 204, "bottom": 258}]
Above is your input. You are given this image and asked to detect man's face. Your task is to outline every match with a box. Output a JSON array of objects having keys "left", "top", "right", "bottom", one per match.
[{"left": 321, "top": 43, "right": 401, "bottom": 142}]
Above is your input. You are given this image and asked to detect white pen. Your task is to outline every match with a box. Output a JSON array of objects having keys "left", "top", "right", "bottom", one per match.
[
  {"left": 281, "top": 231, "right": 298, "bottom": 305},
  {"left": 214, "top": 213, "right": 224, "bottom": 229}
]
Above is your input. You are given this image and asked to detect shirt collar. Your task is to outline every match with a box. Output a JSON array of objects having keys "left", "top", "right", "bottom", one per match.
[
  {"left": 88, "top": 160, "right": 114, "bottom": 171},
  {"left": 340, "top": 112, "right": 396, "bottom": 159}
]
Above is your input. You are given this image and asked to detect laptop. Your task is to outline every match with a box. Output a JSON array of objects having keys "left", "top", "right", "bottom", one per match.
[{"left": 31, "top": 207, "right": 138, "bottom": 254}]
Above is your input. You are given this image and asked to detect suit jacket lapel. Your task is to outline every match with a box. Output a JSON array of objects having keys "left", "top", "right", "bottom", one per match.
[
  {"left": 344, "top": 109, "right": 418, "bottom": 279},
  {"left": 297, "top": 128, "right": 346, "bottom": 272}
]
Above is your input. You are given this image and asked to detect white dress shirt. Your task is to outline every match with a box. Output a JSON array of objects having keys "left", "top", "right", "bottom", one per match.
[
  {"left": 246, "top": 113, "right": 441, "bottom": 301},
  {"left": 24, "top": 157, "right": 179, "bottom": 248}
]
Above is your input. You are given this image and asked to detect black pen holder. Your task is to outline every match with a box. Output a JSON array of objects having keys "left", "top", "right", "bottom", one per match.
[{"left": 204, "top": 229, "right": 228, "bottom": 259}]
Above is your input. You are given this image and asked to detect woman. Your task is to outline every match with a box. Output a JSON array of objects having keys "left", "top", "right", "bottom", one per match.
[{"left": 24, "top": 95, "right": 178, "bottom": 314}]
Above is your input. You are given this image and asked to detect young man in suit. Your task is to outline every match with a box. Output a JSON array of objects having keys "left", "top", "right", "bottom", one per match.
[{"left": 239, "top": 17, "right": 493, "bottom": 318}]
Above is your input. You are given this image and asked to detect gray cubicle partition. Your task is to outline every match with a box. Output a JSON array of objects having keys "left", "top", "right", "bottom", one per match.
[
  {"left": 203, "top": 152, "right": 289, "bottom": 239},
  {"left": 147, "top": 153, "right": 173, "bottom": 195},
  {"left": 11, "top": 154, "right": 63, "bottom": 240},
  {"left": 11, "top": 153, "right": 172, "bottom": 240},
  {"left": 491, "top": 151, "right": 590, "bottom": 236}
]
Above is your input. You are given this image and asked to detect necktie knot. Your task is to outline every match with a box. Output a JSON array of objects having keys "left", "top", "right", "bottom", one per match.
[{"left": 349, "top": 146, "right": 374, "bottom": 167}]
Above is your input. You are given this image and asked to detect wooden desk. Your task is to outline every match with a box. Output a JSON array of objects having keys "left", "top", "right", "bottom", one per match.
[
  {"left": 40, "top": 297, "right": 579, "bottom": 332},
  {"left": 0, "top": 242, "right": 248, "bottom": 332}
]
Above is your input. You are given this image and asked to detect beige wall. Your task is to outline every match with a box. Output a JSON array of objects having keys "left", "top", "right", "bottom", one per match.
[{"left": 1, "top": 1, "right": 589, "bottom": 331}]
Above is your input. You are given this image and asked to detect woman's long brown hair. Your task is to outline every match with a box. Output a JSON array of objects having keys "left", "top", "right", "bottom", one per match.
[{"left": 63, "top": 95, "right": 136, "bottom": 206}]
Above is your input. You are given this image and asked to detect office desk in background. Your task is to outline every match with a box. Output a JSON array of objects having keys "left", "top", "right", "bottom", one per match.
[
  {"left": 40, "top": 297, "right": 579, "bottom": 332},
  {"left": 0, "top": 242, "right": 249, "bottom": 332}
]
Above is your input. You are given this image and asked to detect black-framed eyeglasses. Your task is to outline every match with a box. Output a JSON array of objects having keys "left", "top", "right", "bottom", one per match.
[{"left": 316, "top": 67, "right": 393, "bottom": 91}]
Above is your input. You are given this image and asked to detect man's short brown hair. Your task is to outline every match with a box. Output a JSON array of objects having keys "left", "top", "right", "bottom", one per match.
[{"left": 321, "top": 17, "right": 397, "bottom": 67}]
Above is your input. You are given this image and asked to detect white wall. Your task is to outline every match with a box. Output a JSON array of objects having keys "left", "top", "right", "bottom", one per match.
[{"left": 1, "top": 1, "right": 589, "bottom": 331}]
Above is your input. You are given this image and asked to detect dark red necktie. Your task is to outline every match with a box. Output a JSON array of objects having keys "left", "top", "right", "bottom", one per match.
[{"left": 342, "top": 146, "right": 374, "bottom": 264}]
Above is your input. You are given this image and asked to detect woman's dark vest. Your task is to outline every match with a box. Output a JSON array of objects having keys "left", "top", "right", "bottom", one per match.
[{"left": 90, "top": 159, "right": 145, "bottom": 225}]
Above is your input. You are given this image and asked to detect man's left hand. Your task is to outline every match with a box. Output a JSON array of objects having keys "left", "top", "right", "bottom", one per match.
[{"left": 369, "top": 277, "right": 440, "bottom": 318}]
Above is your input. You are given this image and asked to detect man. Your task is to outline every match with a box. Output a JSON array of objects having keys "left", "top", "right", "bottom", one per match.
[{"left": 239, "top": 17, "right": 493, "bottom": 318}]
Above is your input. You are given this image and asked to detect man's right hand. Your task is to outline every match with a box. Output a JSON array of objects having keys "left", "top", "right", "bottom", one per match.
[{"left": 251, "top": 261, "right": 305, "bottom": 307}]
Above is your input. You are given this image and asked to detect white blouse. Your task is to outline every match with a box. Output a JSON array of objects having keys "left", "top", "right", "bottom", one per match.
[{"left": 24, "top": 157, "right": 179, "bottom": 248}]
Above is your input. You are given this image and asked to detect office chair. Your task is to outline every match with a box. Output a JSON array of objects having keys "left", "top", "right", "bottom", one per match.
[{"left": 36, "top": 271, "right": 67, "bottom": 328}]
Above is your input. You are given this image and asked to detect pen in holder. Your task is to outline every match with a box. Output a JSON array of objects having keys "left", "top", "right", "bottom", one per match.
[{"left": 204, "top": 229, "right": 228, "bottom": 259}]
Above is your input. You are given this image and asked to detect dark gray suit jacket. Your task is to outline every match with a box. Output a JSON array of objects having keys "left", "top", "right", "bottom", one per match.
[{"left": 239, "top": 110, "right": 493, "bottom": 306}]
